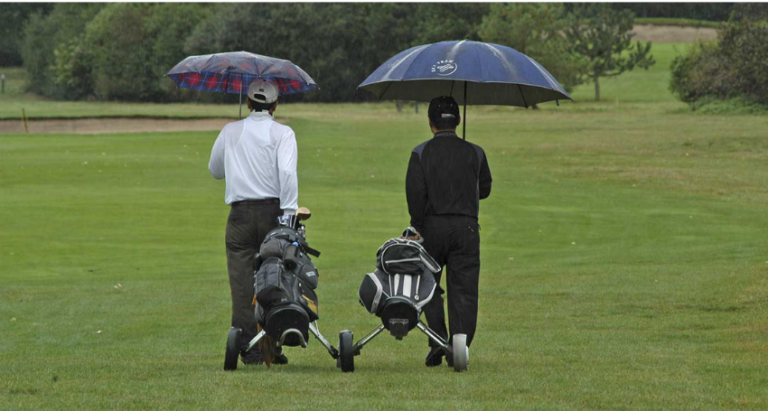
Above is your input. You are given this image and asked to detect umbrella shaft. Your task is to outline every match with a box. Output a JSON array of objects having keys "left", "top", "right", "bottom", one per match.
[{"left": 463, "top": 82, "right": 467, "bottom": 140}]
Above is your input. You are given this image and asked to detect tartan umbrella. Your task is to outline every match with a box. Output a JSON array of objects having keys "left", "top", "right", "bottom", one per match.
[{"left": 167, "top": 51, "right": 317, "bottom": 118}]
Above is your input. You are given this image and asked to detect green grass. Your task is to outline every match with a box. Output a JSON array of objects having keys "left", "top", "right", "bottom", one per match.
[
  {"left": 635, "top": 17, "right": 722, "bottom": 29},
  {"left": 2, "top": 41, "right": 768, "bottom": 410},
  {"left": 570, "top": 43, "right": 689, "bottom": 105},
  {"left": 0, "top": 66, "right": 243, "bottom": 120}
]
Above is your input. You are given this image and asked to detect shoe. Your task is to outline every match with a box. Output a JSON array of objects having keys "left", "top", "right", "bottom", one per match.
[
  {"left": 425, "top": 347, "right": 444, "bottom": 367},
  {"left": 240, "top": 338, "right": 263, "bottom": 365},
  {"left": 241, "top": 348, "right": 263, "bottom": 365},
  {"left": 273, "top": 353, "right": 289, "bottom": 365},
  {"left": 273, "top": 347, "right": 289, "bottom": 365}
]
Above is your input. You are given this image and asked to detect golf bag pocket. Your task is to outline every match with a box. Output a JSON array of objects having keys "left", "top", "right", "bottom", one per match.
[
  {"left": 389, "top": 270, "right": 437, "bottom": 310},
  {"left": 260, "top": 237, "right": 288, "bottom": 260},
  {"left": 298, "top": 282, "right": 319, "bottom": 321},
  {"left": 252, "top": 253, "right": 264, "bottom": 272},
  {"left": 282, "top": 242, "right": 301, "bottom": 270},
  {"left": 298, "top": 263, "right": 319, "bottom": 289},
  {"left": 360, "top": 268, "right": 437, "bottom": 315},
  {"left": 254, "top": 258, "right": 285, "bottom": 310},
  {"left": 359, "top": 271, "right": 388, "bottom": 315}
]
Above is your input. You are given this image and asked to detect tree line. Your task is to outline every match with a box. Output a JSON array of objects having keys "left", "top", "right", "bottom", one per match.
[{"left": 7, "top": 3, "right": 661, "bottom": 103}]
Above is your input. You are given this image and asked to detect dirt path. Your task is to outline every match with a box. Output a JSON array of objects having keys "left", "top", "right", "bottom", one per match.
[
  {"left": 631, "top": 24, "right": 717, "bottom": 43},
  {"left": 1, "top": 118, "right": 237, "bottom": 134}
]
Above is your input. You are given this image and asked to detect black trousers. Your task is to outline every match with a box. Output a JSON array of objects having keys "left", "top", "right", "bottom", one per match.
[
  {"left": 225, "top": 199, "right": 282, "bottom": 344},
  {"left": 421, "top": 215, "right": 481, "bottom": 348}
]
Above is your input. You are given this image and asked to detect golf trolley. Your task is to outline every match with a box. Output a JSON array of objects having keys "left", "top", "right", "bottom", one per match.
[
  {"left": 224, "top": 207, "right": 339, "bottom": 370},
  {"left": 338, "top": 233, "right": 469, "bottom": 372}
]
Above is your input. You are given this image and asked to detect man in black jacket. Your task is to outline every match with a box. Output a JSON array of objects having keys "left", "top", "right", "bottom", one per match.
[{"left": 405, "top": 96, "right": 492, "bottom": 367}]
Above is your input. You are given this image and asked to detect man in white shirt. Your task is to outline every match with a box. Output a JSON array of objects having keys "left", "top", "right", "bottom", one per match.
[{"left": 209, "top": 79, "right": 298, "bottom": 365}]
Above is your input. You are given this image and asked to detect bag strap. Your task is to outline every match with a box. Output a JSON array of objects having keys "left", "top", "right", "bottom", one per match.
[{"left": 304, "top": 244, "right": 321, "bottom": 258}]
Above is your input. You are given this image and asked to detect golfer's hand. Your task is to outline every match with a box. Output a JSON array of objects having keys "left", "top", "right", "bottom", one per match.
[
  {"left": 401, "top": 226, "right": 423, "bottom": 243},
  {"left": 402, "top": 233, "right": 421, "bottom": 242}
]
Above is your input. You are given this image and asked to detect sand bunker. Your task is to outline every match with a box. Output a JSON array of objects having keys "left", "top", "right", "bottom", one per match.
[{"left": 631, "top": 24, "right": 717, "bottom": 43}]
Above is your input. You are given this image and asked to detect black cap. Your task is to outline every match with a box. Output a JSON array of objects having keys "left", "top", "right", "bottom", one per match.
[{"left": 428, "top": 96, "right": 460, "bottom": 125}]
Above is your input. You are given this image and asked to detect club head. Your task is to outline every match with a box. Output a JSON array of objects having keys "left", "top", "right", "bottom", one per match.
[{"left": 296, "top": 207, "right": 311, "bottom": 222}]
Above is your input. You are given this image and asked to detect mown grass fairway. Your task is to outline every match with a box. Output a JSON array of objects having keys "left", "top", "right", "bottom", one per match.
[{"left": 2, "top": 42, "right": 767, "bottom": 410}]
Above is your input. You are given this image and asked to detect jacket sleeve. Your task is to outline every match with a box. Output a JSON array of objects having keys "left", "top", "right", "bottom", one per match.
[
  {"left": 276, "top": 129, "right": 299, "bottom": 215},
  {"left": 405, "top": 151, "right": 427, "bottom": 232},
  {"left": 208, "top": 129, "right": 225, "bottom": 179},
  {"left": 479, "top": 149, "right": 492, "bottom": 200}
]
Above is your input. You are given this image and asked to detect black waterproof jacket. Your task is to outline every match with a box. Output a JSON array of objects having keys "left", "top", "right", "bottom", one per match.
[{"left": 405, "top": 131, "right": 492, "bottom": 231}]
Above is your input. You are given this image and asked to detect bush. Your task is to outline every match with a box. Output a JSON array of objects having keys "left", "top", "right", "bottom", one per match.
[
  {"left": 690, "top": 96, "right": 768, "bottom": 115},
  {"left": 51, "top": 35, "right": 93, "bottom": 100},
  {"left": 670, "top": 20, "right": 768, "bottom": 107}
]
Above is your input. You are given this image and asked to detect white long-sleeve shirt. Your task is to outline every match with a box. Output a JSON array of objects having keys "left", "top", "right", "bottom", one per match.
[{"left": 209, "top": 111, "right": 298, "bottom": 214}]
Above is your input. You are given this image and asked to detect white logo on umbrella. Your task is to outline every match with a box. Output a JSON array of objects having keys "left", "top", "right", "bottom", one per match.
[{"left": 431, "top": 60, "right": 458, "bottom": 76}]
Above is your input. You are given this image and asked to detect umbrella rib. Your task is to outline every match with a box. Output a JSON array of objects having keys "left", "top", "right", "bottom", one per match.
[
  {"left": 378, "top": 81, "right": 395, "bottom": 100},
  {"left": 391, "top": 44, "right": 432, "bottom": 83},
  {"left": 518, "top": 84, "right": 528, "bottom": 109}
]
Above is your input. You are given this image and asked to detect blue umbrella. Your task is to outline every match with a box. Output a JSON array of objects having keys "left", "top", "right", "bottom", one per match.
[
  {"left": 167, "top": 51, "right": 317, "bottom": 118},
  {"left": 358, "top": 40, "right": 572, "bottom": 138}
]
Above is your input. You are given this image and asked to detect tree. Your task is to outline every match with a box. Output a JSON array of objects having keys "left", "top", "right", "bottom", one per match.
[
  {"left": 0, "top": 3, "right": 53, "bottom": 66},
  {"left": 603, "top": 3, "right": 735, "bottom": 22},
  {"left": 20, "top": 3, "right": 104, "bottom": 98},
  {"left": 185, "top": 3, "right": 422, "bottom": 103},
  {"left": 731, "top": 3, "right": 768, "bottom": 22},
  {"left": 478, "top": 3, "right": 586, "bottom": 93},
  {"left": 412, "top": 3, "right": 489, "bottom": 45},
  {"left": 566, "top": 4, "right": 655, "bottom": 101}
]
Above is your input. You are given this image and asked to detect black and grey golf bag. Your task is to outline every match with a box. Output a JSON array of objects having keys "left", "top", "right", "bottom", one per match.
[
  {"left": 253, "top": 226, "right": 321, "bottom": 347},
  {"left": 358, "top": 238, "right": 441, "bottom": 338}
]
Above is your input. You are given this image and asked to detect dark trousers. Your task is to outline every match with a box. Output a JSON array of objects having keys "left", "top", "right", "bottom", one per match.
[
  {"left": 421, "top": 215, "right": 481, "bottom": 348},
  {"left": 225, "top": 199, "right": 282, "bottom": 344}
]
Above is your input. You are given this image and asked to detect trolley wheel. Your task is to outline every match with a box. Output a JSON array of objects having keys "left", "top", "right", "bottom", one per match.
[
  {"left": 452, "top": 334, "right": 469, "bottom": 372},
  {"left": 224, "top": 327, "right": 242, "bottom": 371},
  {"left": 338, "top": 330, "right": 355, "bottom": 373}
]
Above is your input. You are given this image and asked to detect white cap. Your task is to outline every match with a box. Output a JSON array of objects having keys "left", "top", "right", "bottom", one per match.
[{"left": 247, "top": 79, "right": 279, "bottom": 104}]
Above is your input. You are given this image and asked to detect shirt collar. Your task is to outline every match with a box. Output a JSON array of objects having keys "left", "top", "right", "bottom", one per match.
[
  {"left": 434, "top": 131, "right": 458, "bottom": 139},
  {"left": 248, "top": 111, "right": 273, "bottom": 121}
]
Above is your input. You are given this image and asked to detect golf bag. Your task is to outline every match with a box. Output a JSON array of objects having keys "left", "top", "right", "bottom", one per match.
[
  {"left": 253, "top": 226, "right": 320, "bottom": 347},
  {"left": 358, "top": 238, "right": 440, "bottom": 338}
]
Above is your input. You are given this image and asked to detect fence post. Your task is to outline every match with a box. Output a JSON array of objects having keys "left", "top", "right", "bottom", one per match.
[{"left": 22, "top": 108, "right": 29, "bottom": 134}]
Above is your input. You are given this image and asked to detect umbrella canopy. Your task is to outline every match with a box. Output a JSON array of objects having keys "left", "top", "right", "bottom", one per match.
[
  {"left": 167, "top": 51, "right": 317, "bottom": 117},
  {"left": 359, "top": 40, "right": 571, "bottom": 109},
  {"left": 167, "top": 51, "right": 316, "bottom": 95}
]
